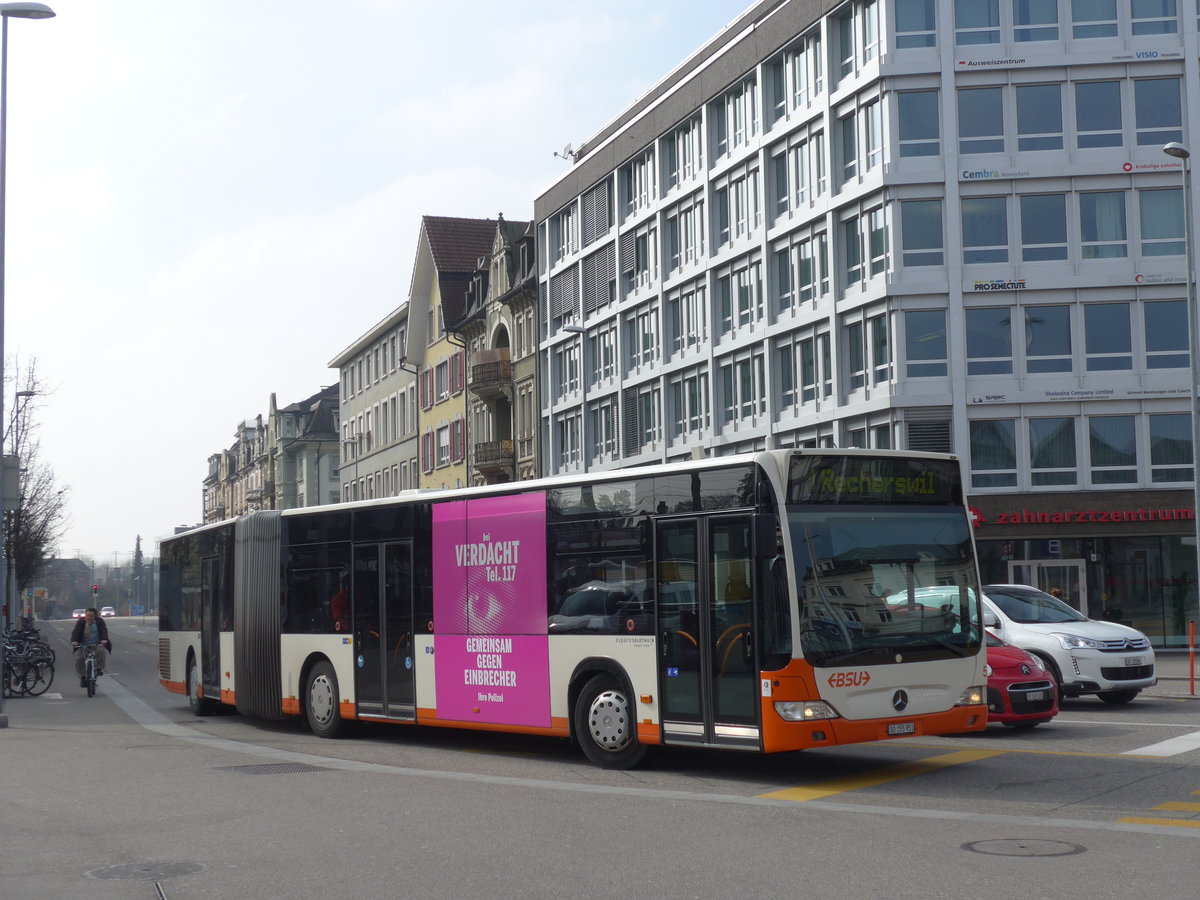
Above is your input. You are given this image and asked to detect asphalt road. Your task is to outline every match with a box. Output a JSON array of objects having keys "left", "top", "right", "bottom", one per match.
[{"left": 3, "top": 617, "right": 1199, "bottom": 899}]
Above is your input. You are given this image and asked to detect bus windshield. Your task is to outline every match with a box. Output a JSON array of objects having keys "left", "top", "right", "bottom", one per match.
[{"left": 788, "top": 506, "right": 981, "bottom": 668}]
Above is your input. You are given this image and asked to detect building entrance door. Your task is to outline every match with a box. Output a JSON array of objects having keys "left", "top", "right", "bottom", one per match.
[{"left": 1006, "top": 559, "right": 1089, "bottom": 615}]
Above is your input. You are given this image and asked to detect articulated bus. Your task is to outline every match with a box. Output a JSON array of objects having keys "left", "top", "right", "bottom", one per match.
[{"left": 158, "top": 449, "right": 987, "bottom": 768}]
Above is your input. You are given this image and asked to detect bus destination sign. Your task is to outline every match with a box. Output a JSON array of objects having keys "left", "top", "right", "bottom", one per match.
[{"left": 788, "top": 456, "right": 961, "bottom": 506}]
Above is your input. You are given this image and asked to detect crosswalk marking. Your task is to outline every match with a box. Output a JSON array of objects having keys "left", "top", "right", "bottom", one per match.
[{"left": 1121, "top": 730, "right": 1200, "bottom": 757}]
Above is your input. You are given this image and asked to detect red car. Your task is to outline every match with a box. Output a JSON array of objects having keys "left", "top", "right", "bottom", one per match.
[{"left": 984, "top": 631, "right": 1059, "bottom": 728}]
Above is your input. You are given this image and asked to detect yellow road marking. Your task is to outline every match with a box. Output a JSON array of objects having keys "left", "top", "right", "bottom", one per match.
[
  {"left": 1151, "top": 802, "right": 1200, "bottom": 812},
  {"left": 758, "top": 749, "right": 1005, "bottom": 802},
  {"left": 1118, "top": 817, "right": 1200, "bottom": 829}
]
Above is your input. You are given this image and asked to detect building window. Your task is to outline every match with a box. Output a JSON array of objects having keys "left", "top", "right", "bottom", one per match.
[
  {"left": 1150, "top": 412, "right": 1191, "bottom": 482},
  {"left": 435, "top": 361, "right": 449, "bottom": 400},
  {"left": 777, "top": 342, "right": 798, "bottom": 410},
  {"left": 1079, "top": 191, "right": 1127, "bottom": 259},
  {"left": 897, "top": 91, "right": 940, "bottom": 157},
  {"left": 1014, "top": 0, "right": 1059, "bottom": 40},
  {"left": 1030, "top": 417, "right": 1077, "bottom": 486},
  {"left": 711, "top": 77, "right": 758, "bottom": 157},
  {"left": 624, "top": 303, "right": 658, "bottom": 370},
  {"left": 667, "top": 282, "right": 707, "bottom": 354},
  {"left": 715, "top": 259, "right": 762, "bottom": 335},
  {"left": 955, "top": 0, "right": 1001, "bottom": 44},
  {"left": 720, "top": 354, "right": 765, "bottom": 424},
  {"left": 1073, "top": 0, "right": 1118, "bottom": 37},
  {"left": 1139, "top": 188, "right": 1184, "bottom": 255},
  {"left": 901, "top": 199, "right": 944, "bottom": 266},
  {"left": 553, "top": 341, "right": 581, "bottom": 395},
  {"left": 789, "top": 28, "right": 824, "bottom": 106},
  {"left": 846, "top": 320, "right": 866, "bottom": 389},
  {"left": 1016, "top": 84, "right": 1063, "bottom": 150},
  {"left": 864, "top": 100, "right": 883, "bottom": 170},
  {"left": 870, "top": 314, "right": 891, "bottom": 384},
  {"left": 798, "top": 232, "right": 829, "bottom": 303},
  {"left": 1075, "top": 81, "right": 1122, "bottom": 148},
  {"left": 896, "top": 0, "right": 937, "bottom": 46},
  {"left": 905, "top": 309, "right": 948, "bottom": 377},
  {"left": 1020, "top": 193, "right": 1067, "bottom": 261},
  {"left": 1144, "top": 300, "right": 1189, "bottom": 369},
  {"left": 557, "top": 414, "right": 581, "bottom": 467},
  {"left": 436, "top": 426, "right": 450, "bottom": 467},
  {"left": 867, "top": 208, "right": 888, "bottom": 276},
  {"left": 1025, "top": 305, "right": 1072, "bottom": 373},
  {"left": 665, "top": 198, "right": 704, "bottom": 273},
  {"left": 1132, "top": 0, "right": 1178, "bottom": 34},
  {"left": 962, "top": 196, "right": 1008, "bottom": 263},
  {"left": 1084, "top": 302, "right": 1132, "bottom": 371},
  {"left": 843, "top": 216, "right": 864, "bottom": 286},
  {"left": 670, "top": 369, "right": 710, "bottom": 438},
  {"left": 840, "top": 111, "right": 858, "bottom": 183},
  {"left": 958, "top": 87, "right": 1003, "bottom": 154},
  {"left": 661, "top": 115, "right": 703, "bottom": 192},
  {"left": 587, "top": 321, "right": 619, "bottom": 383},
  {"left": 967, "top": 307, "right": 1013, "bottom": 375},
  {"left": 970, "top": 419, "right": 1017, "bottom": 487},
  {"left": 1134, "top": 77, "right": 1182, "bottom": 145},
  {"left": 589, "top": 401, "right": 617, "bottom": 463},
  {"left": 1089, "top": 415, "right": 1137, "bottom": 484},
  {"left": 550, "top": 205, "right": 578, "bottom": 264},
  {"left": 620, "top": 149, "right": 654, "bottom": 218}
]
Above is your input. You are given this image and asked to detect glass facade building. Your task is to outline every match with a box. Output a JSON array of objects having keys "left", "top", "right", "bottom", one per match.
[{"left": 534, "top": 0, "right": 1200, "bottom": 646}]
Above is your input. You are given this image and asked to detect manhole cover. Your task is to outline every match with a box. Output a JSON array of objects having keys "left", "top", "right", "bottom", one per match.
[
  {"left": 215, "top": 762, "right": 330, "bottom": 775},
  {"left": 86, "top": 862, "right": 207, "bottom": 881},
  {"left": 963, "top": 839, "right": 1086, "bottom": 858}
]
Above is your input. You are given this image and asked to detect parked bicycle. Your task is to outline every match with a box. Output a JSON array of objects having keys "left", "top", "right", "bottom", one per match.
[{"left": 2, "top": 635, "right": 54, "bottom": 698}]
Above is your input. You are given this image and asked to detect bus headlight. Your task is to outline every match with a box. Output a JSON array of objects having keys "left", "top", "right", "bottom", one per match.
[
  {"left": 956, "top": 685, "right": 985, "bottom": 706},
  {"left": 775, "top": 700, "right": 840, "bottom": 722}
]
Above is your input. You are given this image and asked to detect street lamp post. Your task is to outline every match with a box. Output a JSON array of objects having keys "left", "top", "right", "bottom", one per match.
[
  {"left": 0, "top": 1, "right": 54, "bottom": 730},
  {"left": 1163, "top": 142, "right": 1200, "bottom": 635}
]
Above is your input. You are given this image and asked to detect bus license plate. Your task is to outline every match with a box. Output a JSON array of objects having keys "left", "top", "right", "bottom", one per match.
[{"left": 888, "top": 722, "right": 915, "bottom": 736}]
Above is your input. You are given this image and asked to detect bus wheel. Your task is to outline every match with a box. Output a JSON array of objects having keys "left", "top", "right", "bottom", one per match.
[
  {"left": 574, "top": 674, "right": 650, "bottom": 769},
  {"left": 305, "top": 660, "right": 344, "bottom": 738},
  {"left": 187, "top": 656, "right": 216, "bottom": 716}
]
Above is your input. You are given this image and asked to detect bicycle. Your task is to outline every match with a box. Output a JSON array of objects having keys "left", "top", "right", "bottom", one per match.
[{"left": 76, "top": 644, "right": 100, "bottom": 697}]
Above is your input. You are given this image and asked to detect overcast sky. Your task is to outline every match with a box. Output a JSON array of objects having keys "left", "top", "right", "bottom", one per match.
[{"left": 5, "top": 0, "right": 746, "bottom": 561}]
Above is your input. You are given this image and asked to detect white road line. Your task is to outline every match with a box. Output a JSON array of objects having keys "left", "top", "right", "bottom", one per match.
[{"left": 1122, "top": 731, "right": 1200, "bottom": 757}]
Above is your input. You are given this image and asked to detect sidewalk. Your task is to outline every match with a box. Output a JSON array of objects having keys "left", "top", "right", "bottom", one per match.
[{"left": 1144, "top": 649, "right": 1200, "bottom": 698}]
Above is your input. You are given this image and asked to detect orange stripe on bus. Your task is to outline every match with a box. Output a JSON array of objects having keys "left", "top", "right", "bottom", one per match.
[
  {"left": 220, "top": 689, "right": 236, "bottom": 705},
  {"left": 636, "top": 721, "right": 661, "bottom": 746},
  {"left": 413, "top": 709, "right": 571, "bottom": 739},
  {"left": 160, "top": 679, "right": 186, "bottom": 696},
  {"left": 281, "top": 697, "right": 301, "bottom": 716}
]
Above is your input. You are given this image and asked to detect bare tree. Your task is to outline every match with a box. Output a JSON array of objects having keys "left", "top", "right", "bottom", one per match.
[{"left": 4, "top": 358, "right": 69, "bottom": 601}]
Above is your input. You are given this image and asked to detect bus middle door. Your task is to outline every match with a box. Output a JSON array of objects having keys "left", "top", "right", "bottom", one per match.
[
  {"left": 199, "top": 556, "right": 222, "bottom": 704},
  {"left": 657, "top": 516, "right": 760, "bottom": 749},
  {"left": 352, "top": 542, "right": 415, "bottom": 721}
]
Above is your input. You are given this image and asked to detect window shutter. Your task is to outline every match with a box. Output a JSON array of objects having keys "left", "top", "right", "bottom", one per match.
[
  {"left": 583, "top": 244, "right": 616, "bottom": 313},
  {"left": 455, "top": 351, "right": 465, "bottom": 394}
]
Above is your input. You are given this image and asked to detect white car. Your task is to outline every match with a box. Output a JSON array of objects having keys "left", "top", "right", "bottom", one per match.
[
  {"left": 99, "top": 606, "right": 116, "bottom": 617},
  {"left": 982, "top": 584, "right": 1156, "bottom": 704}
]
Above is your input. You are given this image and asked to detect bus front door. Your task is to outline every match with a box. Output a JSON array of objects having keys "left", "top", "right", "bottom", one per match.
[
  {"left": 352, "top": 542, "right": 415, "bottom": 721},
  {"left": 657, "top": 516, "right": 760, "bottom": 749}
]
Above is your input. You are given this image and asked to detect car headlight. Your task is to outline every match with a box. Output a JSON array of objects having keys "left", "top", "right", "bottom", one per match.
[
  {"left": 1027, "top": 654, "right": 1046, "bottom": 671},
  {"left": 1051, "top": 632, "right": 1103, "bottom": 651},
  {"left": 775, "top": 700, "right": 840, "bottom": 722},
  {"left": 956, "top": 685, "right": 985, "bottom": 706}
]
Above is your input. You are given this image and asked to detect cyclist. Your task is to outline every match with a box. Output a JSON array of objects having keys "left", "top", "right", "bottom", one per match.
[{"left": 70, "top": 607, "right": 112, "bottom": 687}]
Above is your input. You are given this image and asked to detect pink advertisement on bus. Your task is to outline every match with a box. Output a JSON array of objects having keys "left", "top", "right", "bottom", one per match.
[{"left": 432, "top": 492, "right": 550, "bottom": 726}]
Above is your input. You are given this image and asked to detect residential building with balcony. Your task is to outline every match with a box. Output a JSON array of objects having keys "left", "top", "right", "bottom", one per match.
[
  {"left": 450, "top": 215, "right": 540, "bottom": 484},
  {"left": 405, "top": 215, "right": 497, "bottom": 490},
  {"left": 202, "top": 416, "right": 266, "bottom": 523},
  {"left": 534, "top": 0, "right": 1200, "bottom": 647}
]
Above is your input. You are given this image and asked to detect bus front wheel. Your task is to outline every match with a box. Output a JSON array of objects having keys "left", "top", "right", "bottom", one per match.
[
  {"left": 305, "top": 660, "right": 345, "bottom": 738},
  {"left": 574, "top": 673, "right": 651, "bottom": 769}
]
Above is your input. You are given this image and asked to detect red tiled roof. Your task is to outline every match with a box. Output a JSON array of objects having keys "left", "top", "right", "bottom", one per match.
[{"left": 422, "top": 216, "right": 497, "bottom": 274}]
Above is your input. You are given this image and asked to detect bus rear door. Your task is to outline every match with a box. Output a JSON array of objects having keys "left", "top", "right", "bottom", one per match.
[{"left": 657, "top": 516, "right": 759, "bottom": 749}]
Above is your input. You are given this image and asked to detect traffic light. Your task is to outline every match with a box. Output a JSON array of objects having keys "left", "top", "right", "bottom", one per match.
[{"left": 92, "top": 584, "right": 99, "bottom": 598}]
